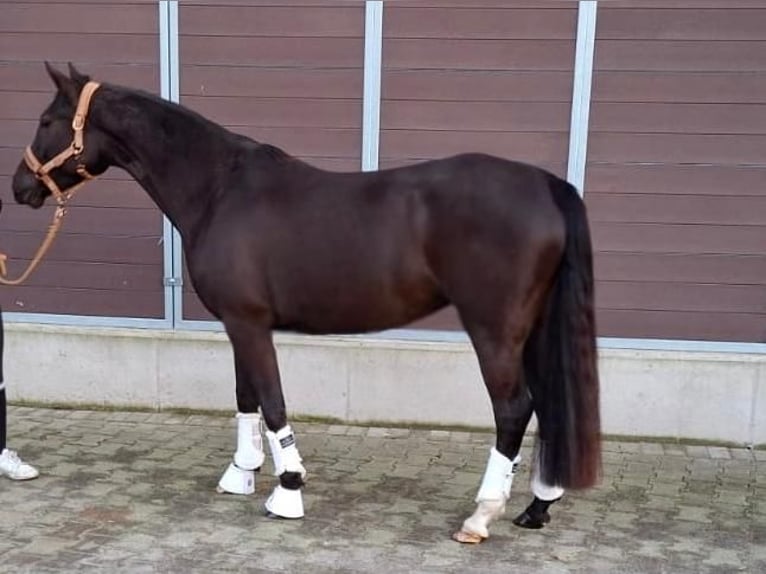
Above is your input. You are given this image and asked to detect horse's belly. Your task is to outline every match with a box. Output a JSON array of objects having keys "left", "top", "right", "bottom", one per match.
[{"left": 274, "top": 273, "right": 447, "bottom": 335}]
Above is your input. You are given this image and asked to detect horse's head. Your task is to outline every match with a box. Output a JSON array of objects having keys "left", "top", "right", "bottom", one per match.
[{"left": 12, "top": 63, "right": 108, "bottom": 209}]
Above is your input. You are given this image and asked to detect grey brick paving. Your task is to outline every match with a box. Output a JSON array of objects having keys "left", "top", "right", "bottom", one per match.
[{"left": 0, "top": 407, "right": 762, "bottom": 574}]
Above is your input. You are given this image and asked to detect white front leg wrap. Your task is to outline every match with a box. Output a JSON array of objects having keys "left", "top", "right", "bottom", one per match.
[
  {"left": 217, "top": 412, "right": 266, "bottom": 495},
  {"left": 266, "top": 425, "right": 306, "bottom": 478},
  {"left": 234, "top": 412, "right": 266, "bottom": 471},
  {"left": 459, "top": 448, "right": 521, "bottom": 541}
]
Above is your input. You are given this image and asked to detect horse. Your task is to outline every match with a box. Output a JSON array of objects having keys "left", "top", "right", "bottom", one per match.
[{"left": 12, "top": 63, "right": 601, "bottom": 544}]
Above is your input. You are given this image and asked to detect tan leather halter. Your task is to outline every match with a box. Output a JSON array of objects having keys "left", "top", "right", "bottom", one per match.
[
  {"left": 23, "top": 80, "right": 101, "bottom": 204},
  {"left": 0, "top": 81, "right": 101, "bottom": 285}
]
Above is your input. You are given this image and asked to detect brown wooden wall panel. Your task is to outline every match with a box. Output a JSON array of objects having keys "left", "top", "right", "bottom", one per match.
[
  {"left": 0, "top": 260, "right": 161, "bottom": 292},
  {"left": 589, "top": 134, "right": 766, "bottom": 165},
  {"left": 0, "top": 34, "right": 158, "bottom": 65},
  {"left": 382, "top": 1, "right": 574, "bottom": 8},
  {"left": 382, "top": 102, "right": 570, "bottom": 132},
  {"left": 1, "top": 3, "right": 157, "bottom": 34},
  {"left": 0, "top": 178, "right": 151, "bottom": 210},
  {"left": 597, "top": 310, "right": 766, "bottom": 343},
  {"left": 0, "top": 62, "right": 158, "bottom": 93},
  {"left": 379, "top": 3, "right": 577, "bottom": 332},
  {"left": 384, "top": 7, "right": 575, "bottom": 39},
  {"left": 384, "top": 70, "right": 572, "bottom": 102},
  {"left": 182, "top": 6, "right": 363, "bottom": 37},
  {"left": 181, "top": 97, "right": 361, "bottom": 130},
  {"left": 592, "top": 223, "right": 765, "bottom": 256},
  {"left": 179, "top": 2, "right": 365, "bottom": 320},
  {"left": 181, "top": 37, "right": 363, "bottom": 68},
  {"left": 599, "top": 2, "right": 766, "bottom": 10},
  {"left": 597, "top": 9, "right": 766, "bottom": 40},
  {"left": 381, "top": 131, "right": 568, "bottom": 165},
  {"left": 595, "top": 41, "right": 766, "bottom": 72},
  {"left": 3, "top": 206, "right": 161, "bottom": 237},
  {"left": 595, "top": 253, "right": 766, "bottom": 285},
  {"left": 593, "top": 72, "right": 766, "bottom": 104},
  {"left": 0, "top": 2, "right": 164, "bottom": 319},
  {"left": 598, "top": 282, "right": 766, "bottom": 314},
  {"left": 586, "top": 164, "right": 766, "bottom": 197},
  {"left": 0, "top": 233, "right": 161, "bottom": 266},
  {"left": 181, "top": 68, "right": 362, "bottom": 99},
  {"left": 590, "top": 103, "right": 766, "bottom": 135},
  {"left": 385, "top": 40, "right": 575, "bottom": 71},
  {"left": 586, "top": 194, "right": 766, "bottom": 226},
  {"left": 2, "top": 287, "right": 163, "bottom": 318}
]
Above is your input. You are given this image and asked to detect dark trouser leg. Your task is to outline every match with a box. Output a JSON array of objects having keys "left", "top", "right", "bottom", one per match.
[
  {"left": 0, "top": 389, "right": 6, "bottom": 452},
  {"left": 0, "top": 310, "right": 6, "bottom": 452}
]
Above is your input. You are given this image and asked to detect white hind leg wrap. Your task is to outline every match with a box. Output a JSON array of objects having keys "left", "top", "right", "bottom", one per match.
[
  {"left": 531, "top": 454, "right": 565, "bottom": 501},
  {"left": 460, "top": 448, "right": 521, "bottom": 540}
]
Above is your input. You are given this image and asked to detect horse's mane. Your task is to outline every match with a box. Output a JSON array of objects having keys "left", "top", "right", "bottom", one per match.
[
  {"left": 104, "top": 83, "right": 294, "bottom": 163},
  {"left": 254, "top": 143, "right": 292, "bottom": 162}
]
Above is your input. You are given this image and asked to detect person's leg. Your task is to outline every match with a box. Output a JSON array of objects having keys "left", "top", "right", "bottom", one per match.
[
  {"left": 1, "top": 308, "right": 7, "bottom": 452},
  {"left": 0, "top": 310, "right": 39, "bottom": 480}
]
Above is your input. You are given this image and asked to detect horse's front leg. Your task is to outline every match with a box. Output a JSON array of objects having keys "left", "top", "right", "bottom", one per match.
[
  {"left": 223, "top": 320, "right": 306, "bottom": 519},
  {"left": 217, "top": 354, "right": 266, "bottom": 496}
]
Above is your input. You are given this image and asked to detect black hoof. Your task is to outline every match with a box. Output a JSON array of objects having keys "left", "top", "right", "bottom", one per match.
[
  {"left": 512, "top": 496, "right": 561, "bottom": 529},
  {"left": 512, "top": 510, "right": 551, "bottom": 529},
  {"left": 265, "top": 511, "right": 299, "bottom": 520}
]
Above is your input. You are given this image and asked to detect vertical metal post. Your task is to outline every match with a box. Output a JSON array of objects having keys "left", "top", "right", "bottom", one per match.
[
  {"left": 362, "top": 1, "right": 384, "bottom": 172},
  {"left": 567, "top": 1, "right": 598, "bottom": 195},
  {"left": 159, "top": 1, "right": 182, "bottom": 327}
]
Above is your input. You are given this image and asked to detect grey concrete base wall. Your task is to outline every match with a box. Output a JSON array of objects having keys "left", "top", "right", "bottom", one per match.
[{"left": 5, "top": 322, "right": 764, "bottom": 446}]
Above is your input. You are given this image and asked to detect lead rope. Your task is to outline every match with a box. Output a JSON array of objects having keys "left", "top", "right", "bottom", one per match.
[
  {"left": 0, "top": 176, "right": 91, "bottom": 287},
  {"left": 0, "top": 206, "right": 67, "bottom": 286},
  {"left": 0, "top": 81, "right": 99, "bottom": 286}
]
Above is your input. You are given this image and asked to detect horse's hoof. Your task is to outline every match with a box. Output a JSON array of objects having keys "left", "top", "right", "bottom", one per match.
[
  {"left": 264, "top": 510, "right": 302, "bottom": 520},
  {"left": 452, "top": 529, "right": 486, "bottom": 544},
  {"left": 512, "top": 510, "right": 551, "bottom": 529}
]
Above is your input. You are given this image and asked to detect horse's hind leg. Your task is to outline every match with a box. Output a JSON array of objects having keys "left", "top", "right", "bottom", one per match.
[
  {"left": 453, "top": 325, "right": 534, "bottom": 544},
  {"left": 222, "top": 319, "right": 307, "bottom": 518},
  {"left": 512, "top": 327, "right": 565, "bottom": 529}
]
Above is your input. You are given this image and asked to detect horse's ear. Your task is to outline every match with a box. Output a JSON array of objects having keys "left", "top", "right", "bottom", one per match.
[
  {"left": 45, "top": 61, "right": 78, "bottom": 104},
  {"left": 67, "top": 62, "right": 90, "bottom": 87}
]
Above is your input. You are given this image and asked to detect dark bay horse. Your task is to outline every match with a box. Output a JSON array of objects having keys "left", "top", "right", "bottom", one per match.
[{"left": 12, "top": 64, "right": 600, "bottom": 543}]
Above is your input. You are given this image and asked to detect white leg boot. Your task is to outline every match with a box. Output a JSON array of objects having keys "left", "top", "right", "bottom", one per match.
[
  {"left": 264, "top": 425, "right": 307, "bottom": 519},
  {"left": 217, "top": 412, "right": 266, "bottom": 495},
  {"left": 531, "top": 460, "right": 565, "bottom": 502},
  {"left": 453, "top": 447, "right": 520, "bottom": 544}
]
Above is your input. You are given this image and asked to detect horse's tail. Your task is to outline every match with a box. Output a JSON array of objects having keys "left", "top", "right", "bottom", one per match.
[{"left": 525, "top": 175, "right": 601, "bottom": 490}]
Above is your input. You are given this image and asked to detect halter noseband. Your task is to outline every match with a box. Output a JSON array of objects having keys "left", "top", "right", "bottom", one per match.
[{"left": 23, "top": 80, "right": 101, "bottom": 205}]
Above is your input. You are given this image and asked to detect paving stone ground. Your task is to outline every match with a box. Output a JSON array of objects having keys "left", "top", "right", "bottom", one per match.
[{"left": 0, "top": 406, "right": 763, "bottom": 573}]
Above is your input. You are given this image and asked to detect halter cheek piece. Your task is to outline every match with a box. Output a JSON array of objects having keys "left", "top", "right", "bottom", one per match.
[
  {"left": 0, "top": 81, "right": 100, "bottom": 286},
  {"left": 23, "top": 80, "right": 101, "bottom": 205}
]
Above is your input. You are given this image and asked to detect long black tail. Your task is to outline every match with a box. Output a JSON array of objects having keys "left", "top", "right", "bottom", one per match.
[{"left": 525, "top": 176, "right": 601, "bottom": 490}]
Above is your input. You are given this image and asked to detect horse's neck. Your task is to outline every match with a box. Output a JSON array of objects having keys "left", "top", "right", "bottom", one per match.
[{"left": 94, "top": 86, "right": 235, "bottom": 236}]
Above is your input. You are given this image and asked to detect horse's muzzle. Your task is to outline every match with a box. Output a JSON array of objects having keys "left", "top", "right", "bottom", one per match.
[{"left": 12, "top": 164, "right": 48, "bottom": 209}]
